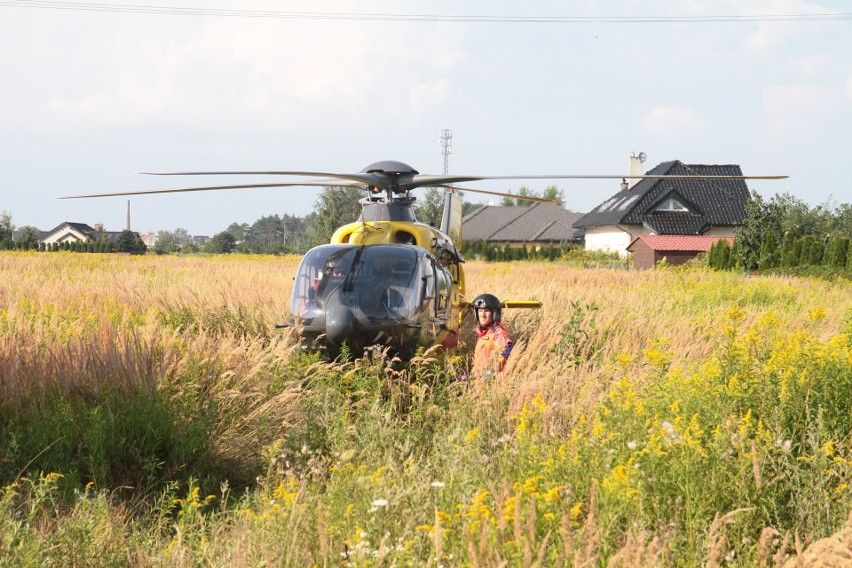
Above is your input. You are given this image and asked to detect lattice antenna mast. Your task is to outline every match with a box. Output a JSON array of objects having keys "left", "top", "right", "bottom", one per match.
[{"left": 440, "top": 129, "right": 453, "bottom": 175}]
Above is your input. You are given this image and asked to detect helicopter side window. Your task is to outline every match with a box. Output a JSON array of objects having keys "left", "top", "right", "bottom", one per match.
[
  {"left": 420, "top": 258, "right": 436, "bottom": 315},
  {"left": 435, "top": 267, "right": 451, "bottom": 315}
]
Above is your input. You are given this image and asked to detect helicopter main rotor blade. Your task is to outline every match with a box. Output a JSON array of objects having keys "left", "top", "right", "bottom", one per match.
[
  {"left": 59, "top": 179, "right": 367, "bottom": 199},
  {"left": 415, "top": 173, "right": 787, "bottom": 189},
  {"left": 439, "top": 185, "right": 563, "bottom": 205},
  {"left": 142, "top": 170, "right": 393, "bottom": 188}
]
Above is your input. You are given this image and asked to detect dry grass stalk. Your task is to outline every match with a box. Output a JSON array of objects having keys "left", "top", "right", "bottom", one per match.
[
  {"left": 524, "top": 495, "right": 537, "bottom": 568},
  {"left": 573, "top": 482, "right": 600, "bottom": 568},
  {"left": 706, "top": 507, "right": 754, "bottom": 567},
  {"left": 793, "top": 530, "right": 805, "bottom": 567},
  {"left": 464, "top": 518, "right": 481, "bottom": 568},
  {"left": 514, "top": 485, "right": 523, "bottom": 546},
  {"left": 752, "top": 440, "right": 763, "bottom": 490},
  {"left": 488, "top": 480, "right": 509, "bottom": 548},
  {"left": 479, "top": 505, "right": 490, "bottom": 562},
  {"left": 758, "top": 527, "right": 780, "bottom": 567},
  {"left": 433, "top": 506, "right": 443, "bottom": 564},
  {"left": 316, "top": 501, "right": 328, "bottom": 559},
  {"left": 559, "top": 499, "right": 575, "bottom": 565},
  {"left": 775, "top": 532, "right": 791, "bottom": 567},
  {"left": 532, "top": 530, "right": 552, "bottom": 568}
]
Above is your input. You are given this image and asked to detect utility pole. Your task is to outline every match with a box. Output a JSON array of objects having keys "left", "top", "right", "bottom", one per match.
[{"left": 440, "top": 129, "right": 453, "bottom": 175}]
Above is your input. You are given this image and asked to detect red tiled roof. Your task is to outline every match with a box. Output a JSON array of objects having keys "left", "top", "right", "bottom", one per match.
[{"left": 627, "top": 235, "right": 733, "bottom": 252}]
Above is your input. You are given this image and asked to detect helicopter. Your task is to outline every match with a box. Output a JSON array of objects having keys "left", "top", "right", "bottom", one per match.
[{"left": 61, "top": 159, "right": 787, "bottom": 359}]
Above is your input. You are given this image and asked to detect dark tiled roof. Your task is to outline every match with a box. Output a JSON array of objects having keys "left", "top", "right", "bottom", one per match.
[
  {"left": 643, "top": 212, "right": 707, "bottom": 234},
  {"left": 462, "top": 206, "right": 528, "bottom": 241},
  {"left": 463, "top": 203, "right": 584, "bottom": 243},
  {"left": 573, "top": 161, "right": 749, "bottom": 234},
  {"left": 40, "top": 222, "right": 124, "bottom": 243},
  {"left": 42, "top": 222, "right": 96, "bottom": 236}
]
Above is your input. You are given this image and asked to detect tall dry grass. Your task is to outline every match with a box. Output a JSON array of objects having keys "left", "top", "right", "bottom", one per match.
[{"left": 0, "top": 251, "right": 850, "bottom": 566}]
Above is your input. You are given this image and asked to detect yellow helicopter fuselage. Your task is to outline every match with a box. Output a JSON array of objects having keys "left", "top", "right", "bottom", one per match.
[{"left": 330, "top": 218, "right": 467, "bottom": 350}]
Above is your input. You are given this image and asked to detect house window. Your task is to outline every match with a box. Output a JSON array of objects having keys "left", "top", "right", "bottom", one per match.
[{"left": 655, "top": 197, "right": 689, "bottom": 212}]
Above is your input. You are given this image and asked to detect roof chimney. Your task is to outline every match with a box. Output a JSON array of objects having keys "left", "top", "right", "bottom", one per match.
[{"left": 626, "top": 152, "right": 647, "bottom": 190}]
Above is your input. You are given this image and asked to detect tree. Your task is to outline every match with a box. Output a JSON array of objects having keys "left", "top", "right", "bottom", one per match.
[
  {"left": 541, "top": 185, "right": 565, "bottom": 203},
  {"left": 247, "top": 215, "right": 285, "bottom": 252},
  {"left": 281, "top": 213, "right": 309, "bottom": 253},
  {"left": 0, "top": 211, "right": 13, "bottom": 241},
  {"left": 153, "top": 232, "right": 180, "bottom": 255},
  {"left": 499, "top": 185, "right": 563, "bottom": 207},
  {"left": 824, "top": 236, "right": 849, "bottom": 268},
  {"left": 735, "top": 192, "right": 779, "bottom": 271},
  {"left": 415, "top": 188, "right": 445, "bottom": 227},
  {"left": 206, "top": 231, "right": 237, "bottom": 254},
  {"left": 308, "top": 186, "right": 364, "bottom": 248},
  {"left": 501, "top": 186, "right": 539, "bottom": 207},
  {"left": 462, "top": 202, "right": 482, "bottom": 217},
  {"left": 116, "top": 230, "right": 147, "bottom": 255},
  {"left": 17, "top": 226, "right": 39, "bottom": 250},
  {"left": 226, "top": 222, "right": 250, "bottom": 243},
  {"left": 758, "top": 230, "right": 779, "bottom": 269},
  {"left": 173, "top": 228, "right": 192, "bottom": 247}
]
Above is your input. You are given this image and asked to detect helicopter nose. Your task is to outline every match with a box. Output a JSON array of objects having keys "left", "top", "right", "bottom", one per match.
[{"left": 325, "top": 303, "right": 355, "bottom": 344}]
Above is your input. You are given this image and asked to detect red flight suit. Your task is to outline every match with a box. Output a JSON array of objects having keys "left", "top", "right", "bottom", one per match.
[{"left": 473, "top": 322, "right": 513, "bottom": 378}]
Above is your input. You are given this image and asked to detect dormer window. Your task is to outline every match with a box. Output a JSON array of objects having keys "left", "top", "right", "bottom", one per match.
[{"left": 655, "top": 197, "right": 689, "bottom": 213}]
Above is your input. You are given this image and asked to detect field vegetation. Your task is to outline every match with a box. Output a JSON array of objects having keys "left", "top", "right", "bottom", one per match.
[{"left": 0, "top": 251, "right": 850, "bottom": 566}]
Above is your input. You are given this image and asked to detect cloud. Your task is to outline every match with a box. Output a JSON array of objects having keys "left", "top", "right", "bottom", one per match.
[
  {"left": 642, "top": 106, "right": 704, "bottom": 137},
  {"left": 2, "top": 2, "right": 470, "bottom": 133},
  {"left": 761, "top": 83, "right": 839, "bottom": 133},
  {"left": 741, "top": 0, "right": 841, "bottom": 51},
  {"left": 409, "top": 78, "right": 452, "bottom": 114}
]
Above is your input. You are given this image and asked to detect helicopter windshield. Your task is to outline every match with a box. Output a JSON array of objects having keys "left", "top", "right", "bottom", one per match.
[
  {"left": 291, "top": 245, "right": 421, "bottom": 320},
  {"left": 356, "top": 246, "right": 420, "bottom": 319},
  {"left": 291, "top": 246, "right": 356, "bottom": 317}
]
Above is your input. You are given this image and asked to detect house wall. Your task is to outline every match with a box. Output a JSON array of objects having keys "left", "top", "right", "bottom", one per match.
[
  {"left": 629, "top": 240, "right": 656, "bottom": 269},
  {"left": 40, "top": 227, "right": 89, "bottom": 245},
  {"left": 655, "top": 251, "right": 700, "bottom": 266},
  {"left": 630, "top": 242, "right": 704, "bottom": 269},
  {"left": 584, "top": 225, "right": 641, "bottom": 257}
]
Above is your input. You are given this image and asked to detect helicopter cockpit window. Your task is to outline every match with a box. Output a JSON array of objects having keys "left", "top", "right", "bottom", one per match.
[
  {"left": 291, "top": 246, "right": 356, "bottom": 317},
  {"left": 357, "top": 247, "right": 419, "bottom": 319}
]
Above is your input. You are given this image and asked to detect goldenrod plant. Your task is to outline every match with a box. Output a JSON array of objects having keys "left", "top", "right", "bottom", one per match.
[{"left": 0, "top": 251, "right": 849, "bottom": 565}]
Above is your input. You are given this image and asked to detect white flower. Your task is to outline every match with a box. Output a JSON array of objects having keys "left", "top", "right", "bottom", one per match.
[
  {"left": 627, "top": 441, "right": 638, "bottom": 450},
  {"left": 371, "top": 499, "right": 388, "bottom": 508},
  {"left": 430, "top": 481, "right": 445, "bottom": 488}
]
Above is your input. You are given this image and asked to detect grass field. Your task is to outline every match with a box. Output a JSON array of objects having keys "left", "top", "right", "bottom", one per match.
[{"left": 1, "top": 251, "right": 850, "bottom": 566}]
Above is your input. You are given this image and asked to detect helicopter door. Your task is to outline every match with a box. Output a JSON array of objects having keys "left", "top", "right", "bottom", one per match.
[{"left": 420, "top": 257, "right": 436, "bottom": 316}]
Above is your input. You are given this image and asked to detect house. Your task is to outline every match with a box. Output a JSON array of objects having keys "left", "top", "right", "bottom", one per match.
[
  {"left": 462, "top": 203, "right": 585, "bottom": 251},
  {"left": 627, "top": 235, "right": 733, "bottom": 269},
  {"left": 141, "top": 232, "right": 160, "bottom": 247},
  {"left": 573, "top": 159, "right": 750, "bottom": 257},
  {"left": 39, "top": 222, "right": 123, "bottom": 246}
]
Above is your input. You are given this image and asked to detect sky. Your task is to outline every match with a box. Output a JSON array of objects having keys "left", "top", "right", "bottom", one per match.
[{"left": 1, "top": 0, "right": 851, "bottom": 236}]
